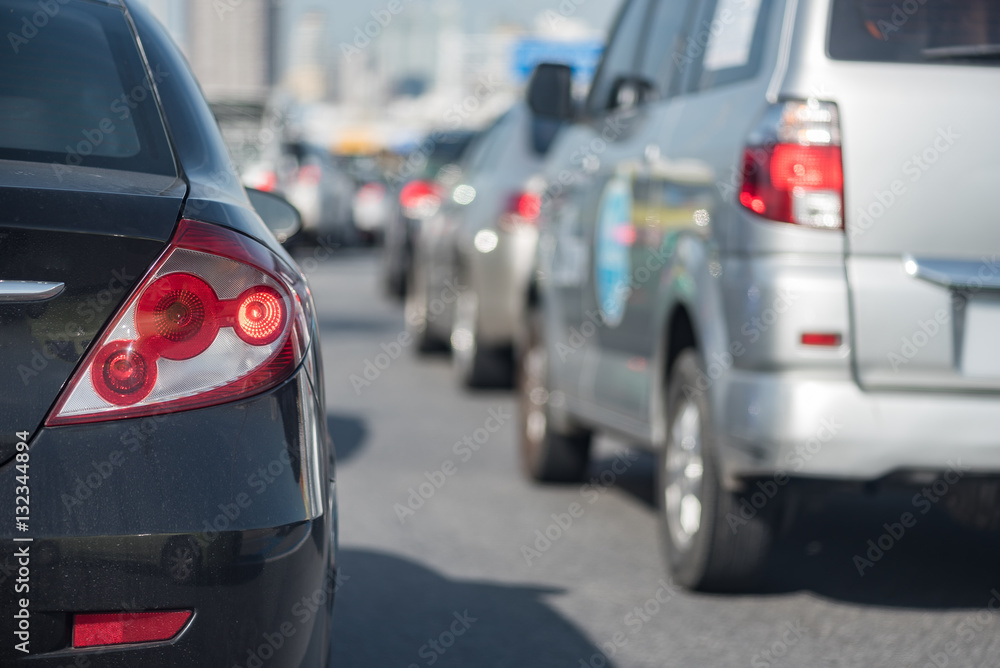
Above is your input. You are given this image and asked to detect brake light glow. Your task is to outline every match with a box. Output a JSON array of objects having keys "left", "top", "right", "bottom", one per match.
[
  {"left": 399, "top": 179, "right": 442, "bottom": 218},
  {"left": 499, "top": 191, "right": 542, "bottom": 230},
  {"left": 739, "top": 100, "right": 844, "bottom": 230},
  {"left": 47, "top": 220, "right": 312, "bottom": 425},
  {"left": 73, "top": 610, "right": 192, "bottom": 648}
]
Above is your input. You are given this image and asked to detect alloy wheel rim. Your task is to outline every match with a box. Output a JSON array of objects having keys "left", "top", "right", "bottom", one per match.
[
  {"left": 664, "top": 400, "right": 705, "bottom": 551},
  {"left": 520, "top": 330, "right": 549, "bottom": 454},
  {"left": 451, "top": 288, "right": 477, "bottom": 372}
]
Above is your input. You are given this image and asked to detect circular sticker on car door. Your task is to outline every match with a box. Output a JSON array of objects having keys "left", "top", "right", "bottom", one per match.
[{"left": 594, "top": 176, "right": 634, "bottom": 328}]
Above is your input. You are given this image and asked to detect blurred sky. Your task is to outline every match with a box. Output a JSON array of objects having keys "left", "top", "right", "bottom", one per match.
[{"left": 290, "top": 0, "right": 620, "bottom": 45}]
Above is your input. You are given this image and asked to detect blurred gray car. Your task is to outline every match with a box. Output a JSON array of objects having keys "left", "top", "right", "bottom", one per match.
[
  {"left": 406, "top": 103, "right": 563, "bottom": 387},
  {"left": 523, "top": 0, "right": 1000, "bottom": 591}
]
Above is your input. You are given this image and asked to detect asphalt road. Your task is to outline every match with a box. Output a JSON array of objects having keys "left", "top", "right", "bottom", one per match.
[{"left": 305, "top": 249, "right": 1000, "bottom": 668}]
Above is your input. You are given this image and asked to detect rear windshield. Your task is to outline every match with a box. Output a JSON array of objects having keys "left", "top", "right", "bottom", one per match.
[
  {"left": 0, "top": 0, "right": 175, "bottom": 174},
  {"left": 830, "top": 0, "right": 1000, "bottom": 65}
]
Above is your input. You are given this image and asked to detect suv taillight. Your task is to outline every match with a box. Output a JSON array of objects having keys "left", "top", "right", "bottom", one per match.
[
  {"left": 46, "top": 220, "right": 312, "bottom": 426},
  {"left": 739, "top": 100, "right": 844, "bottom": 230}
]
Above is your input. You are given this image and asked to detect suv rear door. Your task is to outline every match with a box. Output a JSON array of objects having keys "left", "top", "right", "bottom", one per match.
[{"left": 827, "top": 0, "right": 1000, "bottom": 390}]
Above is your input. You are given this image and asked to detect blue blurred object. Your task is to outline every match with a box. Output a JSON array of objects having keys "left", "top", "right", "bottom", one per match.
[{"left": 511, "top": 38, "right": 604, "bottom": 84}]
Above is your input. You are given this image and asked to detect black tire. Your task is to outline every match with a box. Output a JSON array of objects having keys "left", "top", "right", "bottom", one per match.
[
  {"left": 404, "top": 259, "right": 449, "bottom": 353},
  {"left": 658, "top": 349, "right": 777, "bottom": 591},
  {"left": 517, "top": 308, "right": 591, "bottom": 482},
  {"left": 451, "top": 282, "right": 514, "bottom": 389}
]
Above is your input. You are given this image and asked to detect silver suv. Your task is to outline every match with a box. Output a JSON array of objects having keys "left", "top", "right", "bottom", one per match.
[{"left": 521, "top": 0, "right": 1000, "bottom": 591}]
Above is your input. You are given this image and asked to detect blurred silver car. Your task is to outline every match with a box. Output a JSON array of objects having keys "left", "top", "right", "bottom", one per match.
[
  {"left": 523, "top": 0, "right": 1000, "bottom": 591},
  {"left": 407, "top": 103, "right": 563, "bottom": 387}
]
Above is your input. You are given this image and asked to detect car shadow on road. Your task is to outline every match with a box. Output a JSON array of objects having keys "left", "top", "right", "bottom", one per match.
[
  {"left": 759, "top": 490, "right": 1000, "bottom": 610},
  {"left": 330, "top": 548, "right": 609, "bottom": 667},
  {"left": 327, "top": 414, "right": 368, "bottom": 465},
  {"left": 586, "top": 449, "right": 1000, "bottom": 611}
]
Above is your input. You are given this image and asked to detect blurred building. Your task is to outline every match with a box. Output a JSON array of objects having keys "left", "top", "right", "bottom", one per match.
[{"left": 134, "top": 0, "right": 279, "bottom": 103}]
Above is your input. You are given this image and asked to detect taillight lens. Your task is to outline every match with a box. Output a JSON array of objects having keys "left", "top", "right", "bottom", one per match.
[
  {"left": 499, "top": 192, "right": 542, "bottom": 230},
  {"left": 47, "top": 220, "right": 312, "bottom": 426},
  {"left": 399, "top": 179, "right": 442, "bottom": 218},
  {"left": 739, "top": 100, "right": 844, "bottom": 230}
]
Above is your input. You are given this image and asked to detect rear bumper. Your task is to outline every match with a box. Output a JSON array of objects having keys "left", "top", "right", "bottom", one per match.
[
  {"left": 0, "top": 370, "right": 336, "bottom": 666},
  {"left": 716, "top": 369, "right": 1000, "bottom": 483},
  {"left": 0, "top": 521, "right": 336, "bottom": 667}
]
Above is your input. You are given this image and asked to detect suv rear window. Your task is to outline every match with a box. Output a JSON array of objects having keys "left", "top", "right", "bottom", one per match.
[
  {"left": 830, "top": 0, "right": 1000, "bottom": 65},
  {"left": 0, "top": 0, "right": 175, "bottom": 174}
]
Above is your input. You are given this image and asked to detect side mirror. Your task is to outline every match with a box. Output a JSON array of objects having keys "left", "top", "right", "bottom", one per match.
[
  {"left": 527, "top": 63, "right": 575, "bottom": 121},
  {"left": 608, "top": 75, "right": 657, "bottom": 113},
  {"left": 246, "top": 188, "right": 301, "bottom": 244}
]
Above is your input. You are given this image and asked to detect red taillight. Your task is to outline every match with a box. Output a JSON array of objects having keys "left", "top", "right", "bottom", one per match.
[
  {"left": 73, "top": 610, "right": 192, "bottom": 648},
  {"left": 136, "top": 273, "right": 220, "bottom": 360},
  {"left": 399, "top": 180, "right": 440, "bottom": 218},
  {"left": 297, "top": 164, "right": 322, "bottom": 185},
  {"left": 235, "top": 286, "right": 286, "bottom": 345},
  {"left": 46, "top": 220, "right": 312, "bottom": 426},
  {"left": 250, "top": 170, "right": 278, "bottom": 193},
  {"left": 500, "top": 192, "right": 542, "bottom": 230},
  {"left": 738, "top": 101, "right": 844, "bottom": 230},
  {"left": 93, "top": 341, "right": 157, "bottom": 406}
]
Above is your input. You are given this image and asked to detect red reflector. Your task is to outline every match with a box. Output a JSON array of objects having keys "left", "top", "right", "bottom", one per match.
[
  {"left": 801, "top": 333, "right": 842, "bottom": 347},
  {"left": 73, "top": 610, "right": 192, "bottom": 648}
]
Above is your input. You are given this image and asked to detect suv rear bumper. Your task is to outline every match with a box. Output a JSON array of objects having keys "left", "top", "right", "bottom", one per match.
[{"left": 716, "top": 369, "right": 1000, "bottom": 483}]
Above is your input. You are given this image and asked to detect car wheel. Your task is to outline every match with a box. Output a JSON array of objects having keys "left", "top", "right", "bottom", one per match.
[
  {"left": 405, "top": 260, "right": 448, "bottom": 353},
  {"left": 659, "top": 349, "right": 777, "bottom": 591},
  {"left": 451, "top": 282, "right": 514, "bottom": 388},
  {"left": 517, "top": 308, "right": 591, "bottom": 482}
]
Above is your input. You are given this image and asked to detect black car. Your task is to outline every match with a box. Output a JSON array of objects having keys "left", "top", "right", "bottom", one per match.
[{"left": 0, "top": 1, "right": 337, "bottom": 666}]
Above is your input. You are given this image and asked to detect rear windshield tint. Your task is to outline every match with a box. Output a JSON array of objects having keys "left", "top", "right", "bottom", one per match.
[
  {"left": 830, "top": 0, "right": 1000, "bottom": 65},
  {"left": 0, "top": 0, "right": 175, "bottom": 174}
]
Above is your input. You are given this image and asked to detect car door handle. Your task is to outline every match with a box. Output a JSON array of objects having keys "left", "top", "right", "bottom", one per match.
[
  {"left": 0, "top": 280, "right": 65, "bottom": 303},
  {"left": 904, "top": 256, "right": 1000, "bottom": 291}
]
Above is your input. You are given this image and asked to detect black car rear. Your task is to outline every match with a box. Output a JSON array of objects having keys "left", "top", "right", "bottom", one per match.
[{"left": 0, "top": 1, "right": 336, "bottom": 665}]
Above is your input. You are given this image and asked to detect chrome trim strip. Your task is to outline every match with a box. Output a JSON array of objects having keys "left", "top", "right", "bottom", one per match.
[
  {"left": 904, "top": 255, "right": 1000, "bottom": 291},
  {"left": 0, "top": 281, "right": 66, "bottom": 303}
]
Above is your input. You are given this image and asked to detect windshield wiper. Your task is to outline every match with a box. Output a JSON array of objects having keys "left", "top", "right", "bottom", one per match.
[{"left": 922, "top": 43, "right": 1000, "bottom": 60}]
